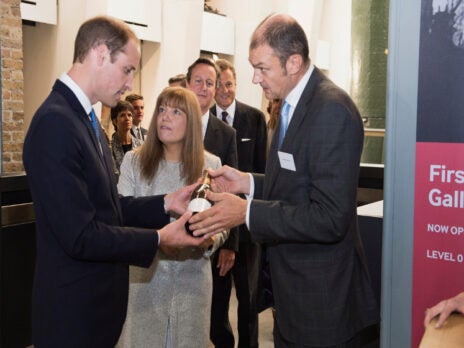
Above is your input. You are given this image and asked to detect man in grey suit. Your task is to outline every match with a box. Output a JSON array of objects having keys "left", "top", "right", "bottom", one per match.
[
  {"left": 189, "top": 14, "right": 379, "bottom": 347},
  {"left": 209, "top": 58, "right": 267, "bottom": 348},
  {"left": 186, "top": 58, "right": 239, "bottom": 282}
]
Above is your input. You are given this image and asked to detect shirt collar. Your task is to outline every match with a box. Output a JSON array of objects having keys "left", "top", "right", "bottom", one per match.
[
  {"left": 59, "top": 72, "right": 93, "bottom": 115},
  {"left": 215, "top": 99, "right": 236, "bottom": 120},
  {"left": 284, "top": 64, "right": 314, "bottom": 112}
]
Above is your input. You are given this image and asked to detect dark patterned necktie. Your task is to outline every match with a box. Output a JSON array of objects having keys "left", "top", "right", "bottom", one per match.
[{"left": 221, "top": 111, "right": 229, "bottom": 125}]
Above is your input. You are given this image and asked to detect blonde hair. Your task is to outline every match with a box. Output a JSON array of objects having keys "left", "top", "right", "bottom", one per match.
[{"left": 136, "top": 87, "right": 204, "bottom": 184}]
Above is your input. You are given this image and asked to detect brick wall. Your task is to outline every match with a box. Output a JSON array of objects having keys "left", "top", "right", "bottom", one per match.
[{"left": 1, "top": 0, "right": 24, "bottom": 173}]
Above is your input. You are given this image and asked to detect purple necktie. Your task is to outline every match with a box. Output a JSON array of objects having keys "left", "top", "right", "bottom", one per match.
[{"left": 221, "top": 111, "right": 229, "bottom": 124}]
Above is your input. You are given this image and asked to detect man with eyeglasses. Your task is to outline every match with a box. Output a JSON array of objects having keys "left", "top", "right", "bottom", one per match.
[{"left": 186, "top": 58, "right": 239, "bottom": 306}]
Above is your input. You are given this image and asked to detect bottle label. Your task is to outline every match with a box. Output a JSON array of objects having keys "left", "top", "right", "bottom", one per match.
[{"left": 187, "top": 198, "right": 212, "bottom": 212}]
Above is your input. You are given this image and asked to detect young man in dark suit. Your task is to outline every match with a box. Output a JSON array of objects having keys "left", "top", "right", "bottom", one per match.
[
  {"left": 186, "top": 58, "right": 239, "bottom": 284},
  {"left": 190, "top": 14, "right": 379, "bottom": 347},
  {"left": 125, "top": 93, "right": 147, "bottom": 141},
  {"left": 209, "top": 58, "right": 267, "bottom": 348},
  {"left": 23, "top": 16, "right": 204, "bottom": 348}
]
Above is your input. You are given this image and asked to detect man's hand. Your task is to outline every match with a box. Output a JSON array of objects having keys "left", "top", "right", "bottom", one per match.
[
  {"left": 207, "top": 166, "right": 251, "bottom": 195},
  {"left": 188, "top": 191, "right": 247, "bottom": 238},
  {"left": 158, "top": 211, "right": 205, "bottom": 254},
  {"left": 424, "top": 292, "right": 464, "bottom": 328},
  {"left": 164, "top": 181, "right": 200, "bottom": 215},
  {"left": 216, "top": 249, "right": 235, "bottom": 276}
]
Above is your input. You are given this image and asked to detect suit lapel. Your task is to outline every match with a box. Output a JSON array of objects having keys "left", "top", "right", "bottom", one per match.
[
  {"left": 280, "top": 68, "right": 322, "bottom": 150},
  {"left": 54, "top": 80, "right": 105, "bottom": 162},
  {"left": 204, "top": 113, "right": 217, "bottom": 149},
  {"left": 209, "top": 105, "right": 217, "bottom": 117},
  {"left": 264, "top": 135, "right": 281, "bottom": 197},
  {"left": 232, "top": 101, "right": 244, "bottom": 131},
  {"left": 265, "top": 68, "right": 323, "bottom": 196},
  {"left": 54, "top": 80, "right": 123, "bottom": 224}
]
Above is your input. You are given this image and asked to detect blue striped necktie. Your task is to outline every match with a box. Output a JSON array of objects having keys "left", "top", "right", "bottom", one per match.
[{"left": 278, "top": 101, "right": 291, "bottom": 148}]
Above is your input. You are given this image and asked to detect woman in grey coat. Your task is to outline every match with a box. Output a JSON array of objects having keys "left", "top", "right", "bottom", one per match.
[{"left": 116, "top": 87, "right": 228, "bottom": 348}]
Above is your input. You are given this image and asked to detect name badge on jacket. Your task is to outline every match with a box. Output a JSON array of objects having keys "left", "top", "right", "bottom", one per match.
[{"left": 278, "top": 151, "right": 296, "bottom": 171}]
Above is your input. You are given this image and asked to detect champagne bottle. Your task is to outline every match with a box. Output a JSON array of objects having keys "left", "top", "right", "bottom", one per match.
[{"left": 185, "top": 170, "right": 213, "bottom": 236}]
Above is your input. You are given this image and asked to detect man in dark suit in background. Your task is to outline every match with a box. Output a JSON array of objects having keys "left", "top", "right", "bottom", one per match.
[
  {"left": 23, "top": 16, "right": 203, "bottom": 348},
  {"left": 168, "top": 73, "right": 187, "bottom": 87},
  {"left": 186, "top": 58, "right": 239, "bottom": 282},
  {"left": 190, "top": 14, "right": 379, "bottom": 347},
  {"left": 209, "top": 58, "right": 267, "bottom": 348},
  {"left": 125, "top": 93, "right": 147, "bottom": 141}
]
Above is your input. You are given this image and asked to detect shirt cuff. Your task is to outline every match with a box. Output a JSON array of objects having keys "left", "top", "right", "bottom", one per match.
[
  {"left": 246, "top": 173, "right": 255, "bottom": 198},
  {"left": 163, "top": 195, "right": 168, "bottom": 214},
  {"left": 245, "top": 173, "right": 254, "bottom": 229}
]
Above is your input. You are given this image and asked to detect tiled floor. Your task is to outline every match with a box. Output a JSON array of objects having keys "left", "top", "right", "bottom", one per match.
[{"left": 28, "top": 286, "right": 275, "bottom": 348}]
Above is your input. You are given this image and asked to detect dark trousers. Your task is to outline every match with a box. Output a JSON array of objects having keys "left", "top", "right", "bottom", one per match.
[
  {"left": 274, "top": 321, "right": 362, "bottom": 348},
  {"left": 210, "top": 242, "right": 261, "bottom": 348}
]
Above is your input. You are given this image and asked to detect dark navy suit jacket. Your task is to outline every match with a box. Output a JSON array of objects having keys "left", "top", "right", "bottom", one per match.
[{"left": 23, "top": 80, "right": 169, "bottom": 348}]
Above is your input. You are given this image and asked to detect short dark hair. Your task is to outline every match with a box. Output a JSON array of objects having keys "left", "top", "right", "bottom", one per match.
[
  {"left": 110, "top": 100, "right": 135, "bottom": 130},
  {"left": 73, "top": 15, "right": 138, "bottom": 64},
  {"left": 186, "top": 57, "right": 219, "bottom": 84},
  {"left": 125, "top": 93, "right": 144, "bottom": 104},
  {"left": 250, "top": 14, "right": 310, "bottom": 69},
  {"left": 168, "top": 74, "right": 187, "bottom": 87}
]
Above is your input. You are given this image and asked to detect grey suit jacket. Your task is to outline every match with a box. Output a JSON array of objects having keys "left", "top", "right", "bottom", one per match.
[
  {"left": 249, "top": 68, "right": 379, "bottom": 345},
  {"left": 130, "top": 126, "right": 148, "bottom": 140}
]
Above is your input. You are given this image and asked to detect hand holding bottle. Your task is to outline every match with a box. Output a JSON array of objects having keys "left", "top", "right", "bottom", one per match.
[
  {"left": 185, "top": 170, "right": 214, "bottom": 236},
  {"left": 164, "top": 181, "right": 201, "bottom": 215},
  {"left": 188, "top": 191, "right": 248, "bottom": 239},
  {"left": 158, "top": 210, "right": 206, "bottom": 254},
  {"left": 206, "top": 165, "right": 251, "bottom": 195}
]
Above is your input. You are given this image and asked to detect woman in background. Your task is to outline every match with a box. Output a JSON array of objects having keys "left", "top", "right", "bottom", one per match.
[
  {"left": 110, "top": 100, "right": 143, "bottom": 179},
  {"left": 116, "top": 87, "right": 228, "bottom": 348},
  {"left": 266, "top": 98, "right": 282, "bottom": 152}
]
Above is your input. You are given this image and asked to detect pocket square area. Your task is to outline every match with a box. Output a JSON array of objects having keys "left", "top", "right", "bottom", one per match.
[{"left": 241, "top": 138, "right": 251, "bottom": 142}]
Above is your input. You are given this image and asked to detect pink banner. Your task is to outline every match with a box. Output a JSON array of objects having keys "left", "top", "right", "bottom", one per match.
[{"left": 412, "top": 142, "right": 464, "bottom": 346}]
